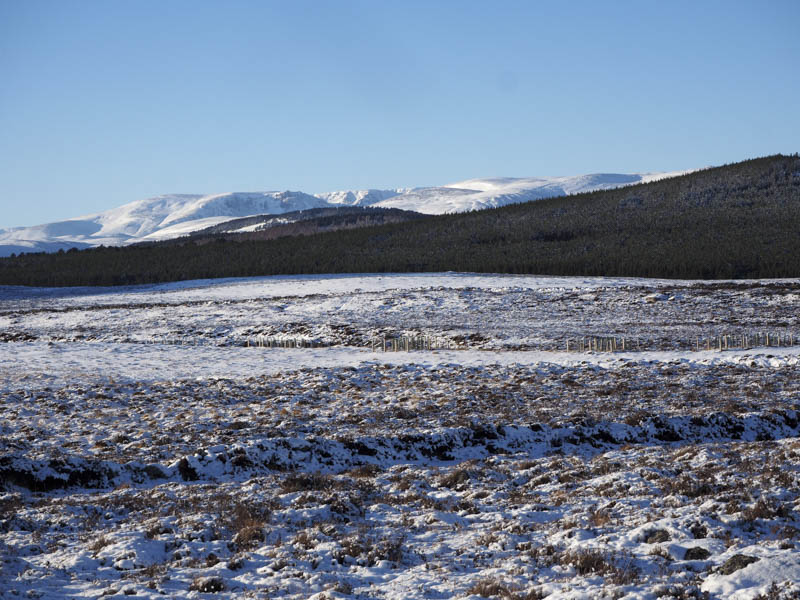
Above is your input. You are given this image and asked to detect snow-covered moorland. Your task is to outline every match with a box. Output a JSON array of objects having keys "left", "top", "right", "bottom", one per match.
[{"left": 1, "top": 273, "right": 799, "bottom": 599}]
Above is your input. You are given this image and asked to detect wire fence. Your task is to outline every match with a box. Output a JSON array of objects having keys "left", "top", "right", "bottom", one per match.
[
  {"left": 244, "top": 336, "right": 326, "bottom": 348},
  {"left": 370, "top": 335, "right": 457, "bottom": 352},
  {"left": 564, "top": 331, "right": 796, "bottom": 353},
  {"left": 131, "top": 330, "right": 797, "bottom": 353}
]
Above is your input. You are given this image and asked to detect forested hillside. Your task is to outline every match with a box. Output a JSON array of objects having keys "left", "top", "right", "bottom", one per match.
[
  {"left": 2, "top": 154, "right": 798, "bottom": 286},
  {"left": 188, "top": 206, "right": 426, "bottom": 241}
]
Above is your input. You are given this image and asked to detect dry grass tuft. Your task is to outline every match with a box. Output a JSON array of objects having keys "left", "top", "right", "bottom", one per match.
[
  {"left": 588, "top": 507, "right": 612, "bottom": 528},
  {"left": 559, "top": 548, "right": 640, "bottom": 584},
  {"left": 227, "top": 502, "right": 270, "bottom": 551},
  {"left": 89, "top": 535, "right": 114, "bottom": 555},
  {"left": 188, "top": 576, "right": 225, "bottom": 593},
  {"left": 438, "top": 467, "right": 474, "bottom": 490},
  {"left": 280, "top": 472, "right": 334, "bottom": 494},
  {"left": 466, "top": 578, "right": 546, "bottom": 599}
]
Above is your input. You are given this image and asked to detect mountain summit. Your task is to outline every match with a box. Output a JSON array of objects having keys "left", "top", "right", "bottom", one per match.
[{"left": 0, "top": 171, "right": 688, "bottom": 256}]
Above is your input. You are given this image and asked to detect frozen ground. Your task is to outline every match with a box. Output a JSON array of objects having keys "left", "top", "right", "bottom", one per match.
[{"left": 1, "top": 273, "right": 799, "bottom": 599}]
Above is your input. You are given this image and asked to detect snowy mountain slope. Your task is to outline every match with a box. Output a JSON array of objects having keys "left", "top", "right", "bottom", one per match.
[
  {"left": 0, "top": 238, "right": 95, "bottom": 256},
  {"left": 315, "top": 188, "right": 409, "bottom": 206},
  {"left": 374, "top": 186, "right": 491, "bottom": 213},
  {"left": 0, "top": 191, "right": 329, "bottom": 256},
  {"left": 156, "top": 191, "right": 329, "bottom": 227},
  {"left": 370, "top": 172, "right": 692, "bottom": 214},
  {"left": 0, "top": 170, "right": 691, "bottom": 256}
]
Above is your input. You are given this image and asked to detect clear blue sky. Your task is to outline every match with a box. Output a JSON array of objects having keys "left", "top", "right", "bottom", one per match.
[{"left": 1, "top": 0, "right": 798, "bottom": 228}]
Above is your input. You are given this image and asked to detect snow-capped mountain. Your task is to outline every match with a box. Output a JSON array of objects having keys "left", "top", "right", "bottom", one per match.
[
  {"left": 315, "top": 188, "right": 410, "bottom": 206},
  {"left": 0, "top": 170, "right": 690, "bottom": 257},
  {"left": 0, "top": 191, "right": 330, "bottom": 256},
  {"left": 361, "top": 173, "right": 687, "bottom": 214}
]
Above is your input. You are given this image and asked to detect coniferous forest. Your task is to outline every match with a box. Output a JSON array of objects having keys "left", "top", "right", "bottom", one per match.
[{"left": 1, "top": 154, "right": 799, "bottom": 287}]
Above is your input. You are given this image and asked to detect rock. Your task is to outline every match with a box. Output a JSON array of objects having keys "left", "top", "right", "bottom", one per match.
[
  {"left": 684, "top": 547, "right": 711, "bottom": 560},
  {"left": 718, "top": 554, "right": 759, "bottom": 575}
]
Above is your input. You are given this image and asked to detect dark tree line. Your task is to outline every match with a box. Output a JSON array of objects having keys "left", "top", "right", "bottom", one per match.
[
  {"left": 1, "top": 154, "right": 799, "bottom": 287},
  {"left": 189, "top": 206, "right": 425, "bottom": 240}
]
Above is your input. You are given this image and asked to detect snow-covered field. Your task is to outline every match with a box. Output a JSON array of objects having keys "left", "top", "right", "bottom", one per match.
[{"left": 2, "top": 273, "right": 799, "bottom": 599}]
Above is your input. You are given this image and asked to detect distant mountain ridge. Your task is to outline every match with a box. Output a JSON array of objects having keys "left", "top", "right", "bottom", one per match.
[
  {"left": 3, "top": 154, "right": 798, "bottom": 286},
  {"left": 0, "top": 170, "right": 689, "bottom": 257},
  {"left": 314, "top": 188, "right": 409, "bottom": 207}
]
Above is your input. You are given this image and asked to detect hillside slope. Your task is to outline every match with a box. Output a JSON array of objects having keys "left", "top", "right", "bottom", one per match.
[
  {"left": 1, "top": 155, "right": 797, "bottom": 285},
  {"left": 0, "top": 172, "right": 686, "bottom": 257},
  {"left": 0, "top": 191, "right": 330, "bottom": 256},
  {"left": 369, "top": 173, "right": 688, "bottom": 213},
  {"left": 185, "top": 207, "right": 427, "bottom": 242}
]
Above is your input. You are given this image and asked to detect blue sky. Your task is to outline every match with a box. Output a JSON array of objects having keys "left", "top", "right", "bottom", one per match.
[{"left": 1, "top": 0, "right": 798, "bottom": 228}]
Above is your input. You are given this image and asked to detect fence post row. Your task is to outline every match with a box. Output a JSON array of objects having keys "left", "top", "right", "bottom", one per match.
[
  {"left": 145, "top": 330, "right": 795, "bottom": 353},
  {"left": 237, "top": 333, "right": 457, "bottom": 350},
  {"left": 563, "top": 331, "right": 796, "bottom": 353},
  {"left": 366, "top": 335, "right": 456, "bottom": 351}
]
